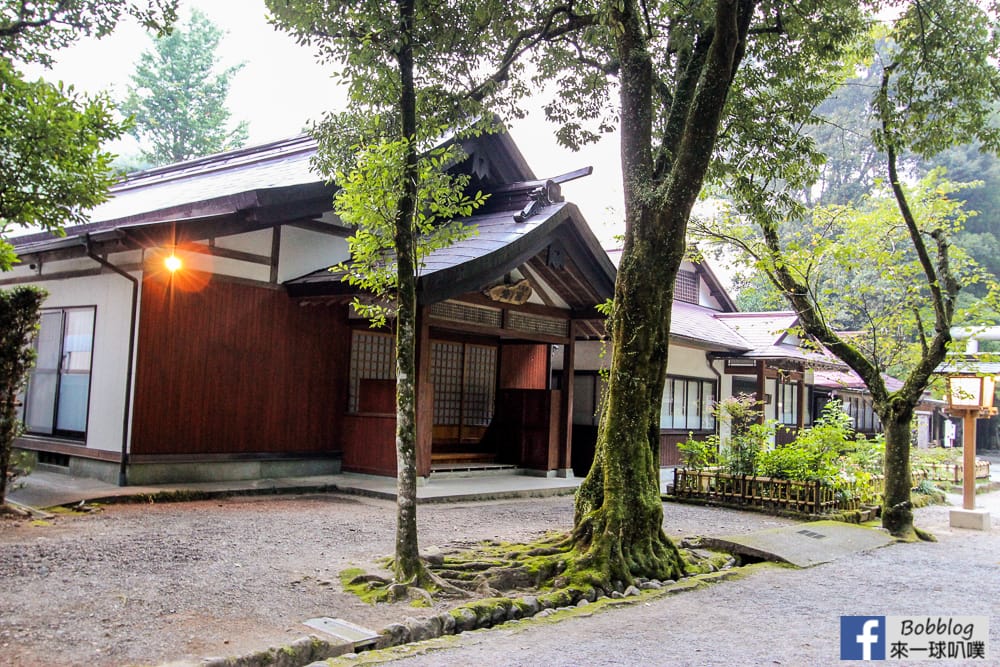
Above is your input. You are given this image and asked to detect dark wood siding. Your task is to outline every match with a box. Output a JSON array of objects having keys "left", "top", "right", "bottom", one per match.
[
  {"left": 499, "top": 343, "right": 549, "bottom": 389},
  {"left": 131, "top": 275, "right": 347, "bottom": 456}
]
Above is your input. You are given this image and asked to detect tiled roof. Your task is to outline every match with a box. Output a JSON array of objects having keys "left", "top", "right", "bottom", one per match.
[
  {"left": 99, "top": 136, "right": 318, "bottom": 225},
  {"left": 670, "top": 301, "right": 751, "bottom": 351},
  {"left": 288, "top": 198, "right": 616, "bottom": 310},
  {"left": 813, "top": 369, "right": 905, "bottom": 392}
]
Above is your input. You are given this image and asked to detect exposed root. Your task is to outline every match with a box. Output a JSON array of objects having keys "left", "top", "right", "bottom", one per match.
[{"left": 914, "top": 526, "right": 937, "bottom": 543}]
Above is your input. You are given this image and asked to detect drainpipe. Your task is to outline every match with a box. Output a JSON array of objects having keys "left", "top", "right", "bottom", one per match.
[
  {"left": 705, "top": 353, "right": 723, "bottom": 434},
  {"left": 84, "top": 235, "right": 138, "bottom": 486}
]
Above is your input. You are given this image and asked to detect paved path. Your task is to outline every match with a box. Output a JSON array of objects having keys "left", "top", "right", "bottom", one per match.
[{"left": 338, "top": 490, "right": 1000, "bottom": 667}]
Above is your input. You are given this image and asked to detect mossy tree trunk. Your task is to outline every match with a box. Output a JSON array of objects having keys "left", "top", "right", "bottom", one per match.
[
  {"left": 879, "top": 404, "right": 915, "bottom": 537},
  {"left": 392, "top": 0, "right": 423, "bottom": 584},
  {"left": 572, "top": 0, "right": 750, "bottom": 584}
]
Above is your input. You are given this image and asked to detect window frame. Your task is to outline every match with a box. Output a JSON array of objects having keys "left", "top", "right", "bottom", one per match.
[
  {"left": 22, "top": 305, "right": 96, "bottom": 440},
  {"left": 660, "top": 375, "right": 717, "bottom": 433}
]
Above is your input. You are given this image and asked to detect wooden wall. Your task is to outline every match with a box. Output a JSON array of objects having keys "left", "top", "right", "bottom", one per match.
[
  {"left": 131, "top": 274, "right": 348, "bottom": 457},
  {"left": 499, "top": 343, "right": 549, "bottom": 389}
]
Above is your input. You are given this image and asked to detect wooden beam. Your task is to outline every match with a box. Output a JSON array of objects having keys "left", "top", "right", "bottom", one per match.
[
  {"left": 182, "top": 242, "right": 272, "bottom": 265},
  {"left": 559, "top": 321, "right": 577, "bottom": 474},
  {"left": 284, "top": 218, "right": 354, "bottom": 237}
]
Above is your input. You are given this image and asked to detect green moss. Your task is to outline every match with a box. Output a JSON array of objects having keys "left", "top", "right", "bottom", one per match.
[{"left": 338, "top": 567, "right": 391, "bottom": 604}]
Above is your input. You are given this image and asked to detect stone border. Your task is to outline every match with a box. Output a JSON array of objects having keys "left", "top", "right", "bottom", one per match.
[{"left": 201, "top": 564, "right": 743, "bottom": 667}]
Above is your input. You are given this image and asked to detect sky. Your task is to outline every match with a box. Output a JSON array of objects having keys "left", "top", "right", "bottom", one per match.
[{"left": 27, "top": 0, "right": 625, "bottom": 246}]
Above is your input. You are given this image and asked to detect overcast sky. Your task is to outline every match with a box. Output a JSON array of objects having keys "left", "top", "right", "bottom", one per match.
[{"left": 30, "top": 0, "right": 624, "bottom": 245}]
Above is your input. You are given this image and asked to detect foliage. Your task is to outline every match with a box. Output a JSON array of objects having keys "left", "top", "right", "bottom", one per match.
[
  {"left": 0, "top": 286, "right": 45, "bottom": 504},
  {"left": 695, "top": 0, "right": 1000, "bottom": 538},
  {"left": 677, "top": 434, "right": 716, "bottom": 471},
  {"left": 911, "top": 446, "right": 961, "bottom": 466},
  {"left": 0, "top": 58, "right": 125, "bottom": 269},
  {"left": 121, "top": 8, "right": 248, "bottom": 165},
  {"left": 0, "top": 0, "right": 177, "bottom": 67},
  {"left": 332, "top": 139, "right": 487, "bottom": 327},
  {"left": 713, "top": 394, "right": 774, "bottom": 477},
  {"left": 0, "top": 0, "right": 176, "bottom": 268},
  {"left": 6, "top": 449, "right": 32, "bottom": 491},
  {"left": 758, "top": 401, "right": 857, "bottom": 482}
]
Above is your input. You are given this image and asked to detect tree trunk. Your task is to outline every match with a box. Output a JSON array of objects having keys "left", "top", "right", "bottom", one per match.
[
  {"left": 880, "top": 405, "right": 914, "bottom": 538},
  {"left": 570, "top": 0, "right": 748, "bottom": 584},
  {"left": 392, "top": 0, "right": 423, "bottom": 584},
  {"left": 572, "top": 208, "right": 686, "bottom": 583}
]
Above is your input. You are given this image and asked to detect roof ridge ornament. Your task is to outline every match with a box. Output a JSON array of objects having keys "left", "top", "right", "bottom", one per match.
[{"left": 514, "top": 180, "right": 561, "bottom": 222}]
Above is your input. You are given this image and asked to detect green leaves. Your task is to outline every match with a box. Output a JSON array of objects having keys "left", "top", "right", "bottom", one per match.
[
  {"left": 121, "top": 8, "right": 248, "bottom": 165},
  {"left": 0, "top": 58, "right": 124, "bottom": 269},
  {"left": 331, "top": 137, "right": 486, "bottom": 326},
  {"left": 0, "top": 1, "right": 178, "bottom": 66},
  {"left": 0, "top": 285, "right": 45, "bottom": 502}
]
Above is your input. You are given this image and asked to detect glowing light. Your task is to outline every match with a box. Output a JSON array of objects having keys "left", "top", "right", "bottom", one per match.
[{"left": 165, "top": 254, "right": 182, "bottom": 272}]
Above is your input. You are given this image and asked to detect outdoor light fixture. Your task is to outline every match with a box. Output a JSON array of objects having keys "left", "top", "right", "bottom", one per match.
[
  {"left": 165, "top": 253, "right": 182, "bottom": 273},
  {"left": 939, "top": 363, "right": 997, "bottom": 530},
  {"left": 946, "top": 373, "right": 996, "bottom": 412}
]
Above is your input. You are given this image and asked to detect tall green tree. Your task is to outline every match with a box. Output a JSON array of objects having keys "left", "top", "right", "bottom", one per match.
[
  {"left": 122, "top": 8, "right": 248, "bottom": 165},
  {"left": 707, "top": 0, "right": 1000, "bottom": 538},
  {"left": 525, "top": 1, "right": 867, "bottom": 582},
  {"left": 0, "top": 0, "right": 176, "bottom": 507},
  {"left": 268, "top": 0, "right": 540, "bottom": 587},
  {"left": 1, "top": 0, "right": 176, "bottom": 267}
]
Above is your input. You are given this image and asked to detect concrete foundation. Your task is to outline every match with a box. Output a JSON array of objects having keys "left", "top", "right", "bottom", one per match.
[
  {"left": 949, "top": 508, "right": 992, "bottom": 531},
  {"left": 37, "top": 454, "right": 342, "bottom": 486}
]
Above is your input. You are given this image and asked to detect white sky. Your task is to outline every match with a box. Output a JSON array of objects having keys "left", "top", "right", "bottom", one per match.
[{"left": 27, "top": 0, "right": 624, "bottom": 245}]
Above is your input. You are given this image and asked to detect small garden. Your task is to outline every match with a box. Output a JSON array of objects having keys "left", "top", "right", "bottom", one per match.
[{"left": 671, "top": 395, "right": 990, "bottom": 519}]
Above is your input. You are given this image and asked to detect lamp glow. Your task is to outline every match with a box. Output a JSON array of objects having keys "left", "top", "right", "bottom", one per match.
[{"left": 165, "top": 254, "right": 182, "bottom": 273}]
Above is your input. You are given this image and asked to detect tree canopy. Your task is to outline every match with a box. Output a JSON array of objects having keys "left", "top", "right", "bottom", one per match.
[
  {"left": 0, "top": 0, "right": 177, "bottom": 269},
  {"left": 122, "top": 8, "right": 248, "bottom": 165},
  {"left": 701, "top": 0, "right": 1000, "bottom": 538}
]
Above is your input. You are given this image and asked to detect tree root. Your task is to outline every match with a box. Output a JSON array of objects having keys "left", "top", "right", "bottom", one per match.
[{"left": 338, "top": 530, "right": 725, "bottom": 612}]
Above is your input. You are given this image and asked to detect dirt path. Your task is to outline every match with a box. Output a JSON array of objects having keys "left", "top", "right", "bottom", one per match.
[{"left": 0, "top": 493, "right": 797, "bottom": 667}]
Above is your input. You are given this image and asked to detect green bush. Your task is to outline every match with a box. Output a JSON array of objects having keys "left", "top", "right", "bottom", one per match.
[{"left": 678, "top": 433, "right": 717, "bottom": 471}]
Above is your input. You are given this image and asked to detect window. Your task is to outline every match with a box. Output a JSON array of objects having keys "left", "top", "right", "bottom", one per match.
[
  {"left": 24, "top": 307, "right": 95, "bottom": 438},
  {"left": 675, "top": 270, "right": 699, "bottom": 304},
  {"left": 347, "top": 331, "right": 396, "bottom": 412},
  {"left": 775, "top": 379, "right": 799, "bottom": 425},
  {"left": 660, "top": 377, "right": 716, "bottom": 431},
  {"left": 430, "top": 341, "right": 496, "bottom": 427}
]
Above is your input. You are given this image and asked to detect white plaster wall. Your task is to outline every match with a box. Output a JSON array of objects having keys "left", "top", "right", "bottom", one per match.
[
  {"left": 277, "top": 226, "right": 350, "bottom": 283},
  {"left": 25, "top": 270, "right": 139, "bottom": 454},
  {"left": 213, "top": 228, "right": 272, "bottom": 254},
  {"left": 666, "top": 345, "right": 714, "bottom": 378}
]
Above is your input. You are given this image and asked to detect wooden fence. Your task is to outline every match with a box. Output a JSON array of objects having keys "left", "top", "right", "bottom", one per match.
[
  {"left": 671, "top": 468, "right": 883, "bottom": 515},
  {"left": 912, "top": 460, "right": 990, "bottom": 484}
]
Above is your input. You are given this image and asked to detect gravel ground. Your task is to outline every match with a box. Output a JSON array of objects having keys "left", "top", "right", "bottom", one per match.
[
  {"left": 348, "top": 491, "right": 1000, "bottom": 667},
  {"left": 0, "top": 491, "right": 797, "bottom": 667}
]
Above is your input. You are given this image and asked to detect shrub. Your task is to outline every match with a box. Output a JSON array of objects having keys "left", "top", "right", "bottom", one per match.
[
  {"left": 678, "top": 433, "right": 717, "bottom": 471},
  {"left": 712, "top": 394, "right": 774, "bottom": 477}
]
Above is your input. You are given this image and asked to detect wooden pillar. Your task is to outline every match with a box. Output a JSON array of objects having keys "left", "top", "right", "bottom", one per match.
[
  {"left": 962, "top": 411, "right": 978, "bottom": 510},
  {"left": 415, "top": 306, "right": 433, "bottom": 477},
  {"left": 756, "top": 361, "right": 767, "bottom": 425},
  {"left": 796, "top": 377, "right": 806, "bottom": 430},
  {"left": 558, "top": 321, "right": 576, "bottom": 476}
]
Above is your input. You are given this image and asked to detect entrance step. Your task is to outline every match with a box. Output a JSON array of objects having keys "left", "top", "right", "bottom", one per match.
[{"left": 430, "top": 463, "right": 521, "bottom": 477}]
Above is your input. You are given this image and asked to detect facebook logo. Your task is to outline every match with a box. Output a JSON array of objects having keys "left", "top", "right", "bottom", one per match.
[{"left": 841, "top": 616, "right": 886, "bottom": 660}]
